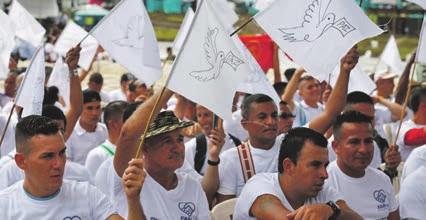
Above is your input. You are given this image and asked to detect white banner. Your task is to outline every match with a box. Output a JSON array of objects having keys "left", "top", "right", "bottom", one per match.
[
  {"left": 54, "top": 21, "right": 98, "bottom": 71},
  {"left": 417, "top": 15, "right": 426, "bottom": 64},
  {"left": 8, "top": 0, "right": 46, "bottom": 47},
  {"left": 15, "top": 46, "right": 45, "bottom": 117},
  {"left": 167, "top": 0, "right": 250, "bottom": 121},
  {"left": 255, "top": 0, "right": 383, "bottom": 78},
  {"left": 47, "top": 58, "right": 70, "bottom": 107},
  {"left": 380, "top": 35, "right": 404, "bottom": 74},
  {"left": 172, "top": 8, "right": 195, "bottom": 54},
  {"left": 0, "top": 10, "right": 16, "bottom": 79},
  {"left": 91, "top": 0, "right": 162, "bottom": 86},
  {"left": 17, "top": 0, "right": 59, "bottom": 18}
]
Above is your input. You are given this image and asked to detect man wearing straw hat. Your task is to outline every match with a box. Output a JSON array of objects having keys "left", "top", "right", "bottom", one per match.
[{"left": 113, "top": 89, "right": 215, "bottom": 218}]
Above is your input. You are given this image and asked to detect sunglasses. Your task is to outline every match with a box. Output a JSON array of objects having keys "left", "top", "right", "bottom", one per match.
[{"left": 280, "top": 113, "right": 295, "bottom": 120}]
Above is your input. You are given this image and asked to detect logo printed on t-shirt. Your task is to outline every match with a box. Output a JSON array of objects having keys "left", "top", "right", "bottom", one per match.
[
  {"left": 178, "top": 202, "right": 196, "bottom": 219},
  {"left": 63, "top": 216, "right": 81, "bottom": 220},
  {"left": 373, "top": 189, "right": 389, "bottom": 210}
]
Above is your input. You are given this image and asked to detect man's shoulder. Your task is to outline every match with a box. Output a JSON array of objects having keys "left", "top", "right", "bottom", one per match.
[
  {"left": 365, "top": 167, "right": 393, "bottom": 185},
  {"left": 0, "top": 181, "right": 21, "bottom": 198}
]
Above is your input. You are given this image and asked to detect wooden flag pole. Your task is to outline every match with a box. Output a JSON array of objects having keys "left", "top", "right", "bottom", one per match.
[
  {"left": 393, "top": 62, "right": 417, "bottom": 145},
  {"left": 0, "top": 104, "right": 15, "bottom": 156}
]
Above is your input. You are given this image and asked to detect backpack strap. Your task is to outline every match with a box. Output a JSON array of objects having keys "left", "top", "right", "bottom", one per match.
[
  {"left": 237, "top": 142, "right": 256, "bottom": 183},
  {"left": 100, "top": 144, "right": 115, "bottom": 156},
  {"left": 194, "top": 134, "right": 208, "bottom": 174}
]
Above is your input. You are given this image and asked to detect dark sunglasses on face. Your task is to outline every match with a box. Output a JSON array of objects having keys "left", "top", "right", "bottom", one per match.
[{"left": 280, "top": 113, "right": 295, "bottom": 120}]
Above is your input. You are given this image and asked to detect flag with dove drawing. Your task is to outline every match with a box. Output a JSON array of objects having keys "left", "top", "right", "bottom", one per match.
[
  {"left": 167, "top": 0, "right": 251, "bottom": 121},
  {"left": 91, "top": 0, "right": 161, "bottom": 85},
  {"left": 254, "top": 0, "right": 383, "bottom": 78}
]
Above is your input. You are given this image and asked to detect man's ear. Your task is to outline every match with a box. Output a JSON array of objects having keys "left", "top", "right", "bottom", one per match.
[
  {"left": 283, "top": 158, "right": 296, "bottom": 176},
  {"left": 14, "top": 153, "right": 27, "bottom": 170},
  {"left": 331, "top": 140, "right": 339, "bottom": 155}
]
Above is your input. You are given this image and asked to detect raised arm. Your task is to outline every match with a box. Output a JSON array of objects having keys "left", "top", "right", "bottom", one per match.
[
  {"left": 114, "top": 88, "right": 174, "bottom": 177},
  {"left": 281, "top": 68, "right": 305, "bottom": 111},
  {"left": 309, "top": 46, "right": 358, "bottom": 134},
  {"left": 373, "top": 95, "right": 407, "bottom": 121},
  {"left": 64, "top": 46, "right": 83, "bottom": 141}
]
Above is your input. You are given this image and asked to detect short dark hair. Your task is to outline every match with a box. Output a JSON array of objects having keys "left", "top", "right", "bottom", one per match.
[
  {"left": 333, "top": 111, "right": 373, "bottom": 141},
  {"left": 123, "top": 101, "right": 143, "bottom": 122},
  {"left": 241, "top": 94, "right": 274, "bottom": 119},
  {"left": 89, "top": 72, "right": 103, "bottom": 85},
  {"left": 103, "top": 101, "right": 129, "bottom": 129},
  {"left": 15, "top": 115, "right": 60, "bottom": 155},
  {"left": 273, "top": 82, "right": 287, "bottom": 97},
  {"left": 284, "top": 68, "right": 296, "bottom": 81},
  {"left": 278, "top": 127, "right": 328, "bottom": 173},
  {"left": 83, "top": 89, "right": 101, "bottom": 103},
  {"left": 409, "top": 87, "right": 426, "bottom": 113},
  {"left": 43, "top": 86, "right": 59, "bottom": 106},
  {"left": 128, "top": 79, "right": 146, "bottom": 92},
  {"left": 42, "top": 105, "right": 67, "bottom": 128},
  {"left": 346, "top": 91, "right": 374, "bottom": 105}
]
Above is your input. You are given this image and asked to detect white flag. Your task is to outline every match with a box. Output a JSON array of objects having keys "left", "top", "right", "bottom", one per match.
[
  {"left": 47, "top": 58, "right": 70, "bottom": 107},
  {"left": 210, "top": 0, "right": 239, "bottom": 33},
  {"left": 8, "top": 0, "right": 46, "bottom": 47},
  {"left": 167, "top": 0, "right": 251, "bottom": 121},
  {"left": 232, "top": 35, "right": 281, "bottom": 105},
  {"left": 0, "top": 10, "right": 16, "bottom": 79},
  {"left": 172, "top": 8, "right": 195, "bottom": 54},
  {"left": 18, "top": 0, "right": 59, "bottom": 18},
  {"left": 416, "top": 15, "right": 426, "bottom": 64},
  {"left": 325, "top": 64, "right": 376, "bottom": 95},
  {"left": 254, "top": 0, "right": 383, "bottom": 78},
  {"left": 15, "top": 46, "right": 45, "bottom": 117},
  {"left": 91, "top": 0, "right": 162, "bottom": 86},
  {"left": 54, "top": 21, "right": 98, "bottom": 71},
  {"left": 406, "top": 0, "right": 426, "bottom": 9},
  {"left": 254, "top": 0, "right": 276, "bottom": 11},
  {"left": 380, "top": 35, "right": 404, "bottom": 74}
]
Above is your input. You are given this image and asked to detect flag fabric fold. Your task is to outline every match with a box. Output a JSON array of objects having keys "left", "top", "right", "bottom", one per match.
[
  {"left": 380, "top": 35, "right": 404, "bottom": 74},
  {"left": 90, "top": 0, "right": 162, "bottom": 86},
  {"left": 15, "top": 46, "right": 45, "bottom": 117},
  {"left": 47, "top": 58, "right": 70, "bottom": 108},
  {"left": 8, "top": 0, "right": 46, "bottom": 47},
  {"left": 172, "top": 8, "right": 195, "bottom": 54},
  {"left": 54, "top": 21, "right": 99, "bottom": 71},
  {"left": 416, "top": 15, "right": 426, "bottom": 64},
  {"left": 0, "top": 10, "right": 16, "bottom": 79},
  {"left": 167, "top": 0, "right": 251, "bottom": 121},
  {"left": 254, "top": 0, "right": 383, "bottom": 78}
]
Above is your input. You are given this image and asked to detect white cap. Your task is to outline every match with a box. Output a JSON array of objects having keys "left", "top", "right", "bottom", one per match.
[{"left": 374, "top": 69, "right": 398, "bottom": 82}]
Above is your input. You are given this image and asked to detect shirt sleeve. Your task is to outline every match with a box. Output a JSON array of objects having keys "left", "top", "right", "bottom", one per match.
[
  {"left": 217, "top": 150, "right": 238, "bottom": 195},
  {"left": 88, "top": 183, "right": 118, "bottom": 220}
]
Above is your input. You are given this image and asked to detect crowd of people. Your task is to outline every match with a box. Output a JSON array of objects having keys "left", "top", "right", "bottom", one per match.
[{"left": 0, "top": 9, "right": 425, "bottom": 220}]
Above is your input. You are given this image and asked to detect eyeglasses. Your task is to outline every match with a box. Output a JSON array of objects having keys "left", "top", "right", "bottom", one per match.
[{"left": 280, "top": 113, "right": 295, "bottom": 120}]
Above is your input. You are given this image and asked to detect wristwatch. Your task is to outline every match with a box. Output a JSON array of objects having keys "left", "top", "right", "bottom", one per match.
[
  {"left": 207, "top": 158, "right": 220, "bottom": 166},
  {"left": 326, "top": 201, "right": 341, "bottom": 220}
]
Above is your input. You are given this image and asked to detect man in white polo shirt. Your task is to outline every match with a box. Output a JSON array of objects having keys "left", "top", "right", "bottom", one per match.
[
  {"left": 233, "top": 127, "right": 362, "bottom": 220},
  {"left": 327, "top": 111, "right": 399, "bottom": 219},
  {"left": 66, "top": 89, "right": 108, "bottom": 165}
]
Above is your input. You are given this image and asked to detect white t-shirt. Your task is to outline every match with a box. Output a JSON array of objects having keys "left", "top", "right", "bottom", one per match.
[
  {"left": 292, "top": 102, "right": 307, "bottom": 128},
  {"left": 66, "top": 121, "right": 108, "bottom": 165},
  {"left": 108, "top": 89, "right": 127, "bottom": 102},
  {"left": 233, "top": 172, "right": 342, "bottom": 220},
  {"left": 325, "top": 161, "right": 398, "bottom": 220},
  {"left": 327, "top": 136, "right": 382, "bottom": 169},
  {"left": 396, "top": 119, "right": 425, "bottom": 161},
  {"left": 0, "top": 159, "right": 92, "bottom": 190},
  {"left": 95, "top": 157, "right": 202, "bottom": 202},
  {"left": 112, "top": 170, "right": 210, "bottom": 219},
  {"left": 185, "top": 133, "right": 235, "bottom": 175},
  {"left": 0, "top": 150, "right": 14, "bottom": 170},
  {"left": 401, "top": 145, "right": 426, "bottom": 183},
  {"left": 298, "top": 100, "right": 324, "bottom": 124},
  {"left": 0, "top": 180, "right": 117, "bottom": 220},
  {"left": 399, "top": 165, "right": 426, "bottom": 219},
  {"left": 85, "top": 140, "right": 116, "bottom": 177},
  {"left": 218, "top": 134, "right": 285, "bottom": 196}
]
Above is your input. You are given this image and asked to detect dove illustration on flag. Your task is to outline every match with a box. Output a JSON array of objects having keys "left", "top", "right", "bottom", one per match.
[
  {"left": 167, "top": 0, "right": 250, "bottom": 121},
  {"left": 91, "top": 0, "right": 162, "bottom": 85},
  {"left": 54, "top": 21, "right": 98, "bottom": 71},
  {"left": 15, "top": 46, "right": 45, "bottom": 117},
  {"left": 254, "top": 0, "right": 383, "bottom": 78},
  {"left": 8, "top": 0, "right": 46, "bottom": 47},
  {"left": 0, "top": 10, "right": 16, "bottom": 79},
  {"left": 379, "top": 35, "right": 404, "bottom": 74},
  {"left": 47, "top": 58, "right": 70, "bottom": 107}
]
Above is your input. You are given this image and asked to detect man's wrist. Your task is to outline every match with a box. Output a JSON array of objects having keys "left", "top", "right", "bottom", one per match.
[
  {"left": 325, "top": 201, "right": 341, "bottom": 220},
  {"left": 207, "top": 157, "right": 220, "bottom": 166}
]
